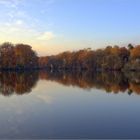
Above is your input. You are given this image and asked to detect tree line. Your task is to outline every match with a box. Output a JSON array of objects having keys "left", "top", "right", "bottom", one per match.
[
  {"left": 0, "top": 42, "right": 140, "bottom": 71},
  {"left": 0, "top": 42, "right": 38, "bottom": 70},
  {"left": 39, "top": 44, "right": 140, "bottom": 71}
]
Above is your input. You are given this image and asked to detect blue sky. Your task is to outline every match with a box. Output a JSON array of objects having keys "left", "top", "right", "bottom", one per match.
[{"left": 0, "top": 0, "right": 140, "bottom": 56}]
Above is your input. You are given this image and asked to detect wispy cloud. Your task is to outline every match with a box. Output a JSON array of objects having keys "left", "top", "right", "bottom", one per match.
[
  {"left": 15, "top": 19, "right": 24, "bottom": 25},
  {"left": 0, "top": 0, "right": 56, "bottom": 42},
  {"left": 0, "top": 0, "right": 60, "bottom": 55},
  {"left": 0, "top": 21, "right": 38, "bottom": 43},
  {"left": 0, "top": 0, "right": 27, "bottom": 24},
  {"left": 38, "top": 32, "right": 55, "bottom": 41},
  {"left": 0, "top": 21, "right": 55, "bottom": 42},
  {"left": 36, "top": 94, "right": 53, "bottom": 104},
  {"left": 0, "top": 0, "right": 22, "bottom": 8}
]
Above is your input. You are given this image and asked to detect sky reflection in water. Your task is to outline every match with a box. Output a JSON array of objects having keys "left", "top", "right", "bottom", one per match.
[{"left": 0, "top": 71, "right": 139, "bottom": 138}]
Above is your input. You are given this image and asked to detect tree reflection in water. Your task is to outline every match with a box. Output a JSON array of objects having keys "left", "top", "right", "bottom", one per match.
[
  {"left": 0, "top": 71, "right": 39, "bottom": 96},
  {"left": 39, "top": 70, "right": 140, "bottom": 95},
  {"left": 0, "top": 70, "right": 140, "bottom": 96}
]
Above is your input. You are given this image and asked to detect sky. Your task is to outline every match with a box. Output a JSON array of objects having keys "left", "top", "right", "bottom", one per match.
[{"left": 0, "top": 0, "right": 140, "bottom": 56}]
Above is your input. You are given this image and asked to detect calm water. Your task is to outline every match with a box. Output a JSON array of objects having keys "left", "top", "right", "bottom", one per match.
[{"left": 0, "top": 71, "right": 140, "bottom": 138}]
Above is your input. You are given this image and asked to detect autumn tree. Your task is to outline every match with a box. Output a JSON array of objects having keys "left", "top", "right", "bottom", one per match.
[
  {"left": 0, "top": 42, "right": 38, "bottom": 69},
  {"left": 130, "top": 45, "right": 140, "bottom": 59},
  {"left": 0, "top": 42, "right": 15, "bottom": 68},
  {"left": 128, "top": 43, "right": 134, "bottom": 50},
  {"left": 14, "top": 44, "right": 38, "bottom": 69}
]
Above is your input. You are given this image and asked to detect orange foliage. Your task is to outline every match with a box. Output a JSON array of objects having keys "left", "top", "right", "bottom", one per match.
[{"left": 130, "top": 45, "right": 140, "bottom": 59}]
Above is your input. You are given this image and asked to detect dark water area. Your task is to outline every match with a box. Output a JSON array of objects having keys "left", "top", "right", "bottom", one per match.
[{"left": 0, "top": 71, "right": 140, "bottom": 138}]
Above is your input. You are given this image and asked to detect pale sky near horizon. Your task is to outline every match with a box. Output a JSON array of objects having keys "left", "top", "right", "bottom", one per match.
[{"left": 0, "top": 0, "right": 140, "bottom": 56}]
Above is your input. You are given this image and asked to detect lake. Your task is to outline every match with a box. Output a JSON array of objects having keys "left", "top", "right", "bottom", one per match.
[{"left": 0, "top": 71, "right": 140, "bottom": 139}]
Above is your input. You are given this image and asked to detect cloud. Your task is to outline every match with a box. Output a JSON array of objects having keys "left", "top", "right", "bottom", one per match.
[
  {"left": 15, "top": 19, "right": 24, "bottom": 25},
  {"left": 0, "top": 0, "right": 27, "bottom": 24},
  {"left": 37, "top": 31, "right": 55, "bottom": 41},
  {"left": 0, "top": 21, "right": 56, "bottom": 50},
  {"left": 0, "top": 0, "right": 58, "bottom": 56},
  {"left": 0, "top": 0, "right": 22, "bottom": 8},
  {"left": 0, "top": 21, "right": 38, "bottom": 44},
  {"left": 36, "top": 94, "right": 53, "bottom": 104}
]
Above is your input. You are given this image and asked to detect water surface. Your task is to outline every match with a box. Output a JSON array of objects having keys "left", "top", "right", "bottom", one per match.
[{"left": 0, "top": 71, "right": 140, "bottom": 139}]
